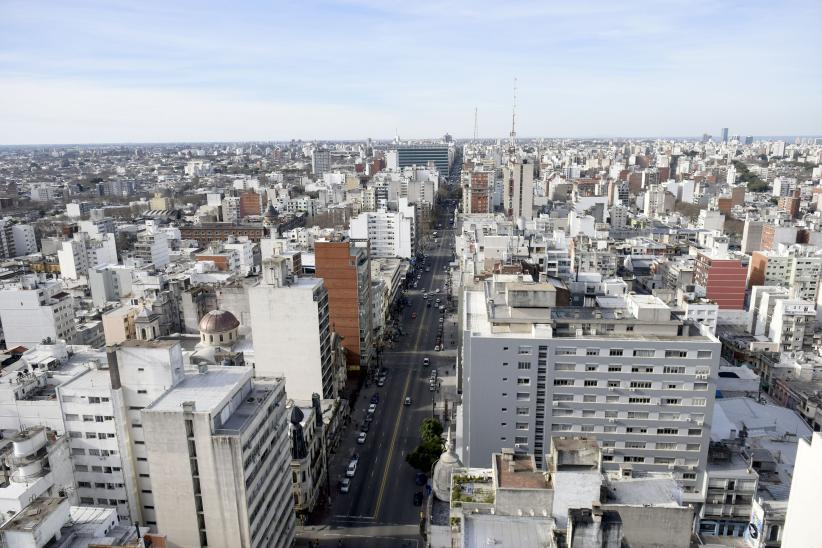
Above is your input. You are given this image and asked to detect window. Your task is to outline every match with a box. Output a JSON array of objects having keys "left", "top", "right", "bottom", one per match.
[
  {"left": 517, "top": 362, "right": 531, "bottom": 370},
  {"left": 582, "top": 410, "right": 596, "bottom": 417},
  {"left": 682, "top": 473, "right": 697, "bottom": 480},
  {"left": 658, "top": 428, "right": 678, "bottom": 435},
  {"left": 501, "top": 408, "right": 508, "bottom": 412},
  {"left": 631, "top": 366, "right": 654, "bottom": 373},
  {"left": 663, "top": 366, "right": 686, "bottom": 374},
  {"left": 665, "top": 350, "right": 688, "bottom": 358},
  {"left": 607, "top": 380, "right": 620, "bottom": 388},
  {"left": 516, "top": 423, "right": 529, "bottom": 430},
  {"left": 556, "top": 348, "right": 576, "bottom": 356},
  {"left": 516, "top": 408, "right": 529, "bottom": 415},
  {"left": 663, "top": 398, "right": 681, "bottom": 405},
  {"left": 583, "top": 395, "right": 597, "bottom": 402},
  {"left": 517, "top": 377, "right": 531, "bottom": 385},
  {"left": 555, "top": 363, "right": 575, "bottom": 371},
  {"left": 656, "top": 442, "right": 677, "bottom": 450},
  {"left": 627, "top": 411, "right": 649, "bottom": 419},
  {"left": 625, "top": 441, "right": 646, "bottom": 448},
  {"left": 85, "top": 432, "right": 97, "bottom": 439},
  {"left": 609, "top": 349, "right": 624, "bottom": 356},
  {"left": 586, "top": 348, "right": 599, "bottom": 356},
  {"left": 628, "top": 397, "right": 651, "bottom": 404},
  {"left": 581, "top": 425, "right": 595, "bottom": 432},
  {"left": 88, "top": 396, "right": 101, "bottom": 404},
  {"left": 518, "top": 346, "right": 532, "bottom": 355},
  {"left": 624, "top": 456, "right": 645, "bottom": 463},
  {"left": 137, "top": 389, "right": 147, "bottom": 395},
  {"left": 514, "top": 436, "right": 529, "bottom": 444},
  {"left": 692, "top": 398, "right": 706, "bottom": 406},
  {"left": 629, "top": 381, "right": 652, "bottom": 389},
  {"left": 584, "top": 380, "right": 598, "bottom": 387},
  {"left": 554, "top": 379, "right": 571, "bottom": 386},
  {"left": 516, "top": 393, "right": 530, "bottom": 401},
  {"left": 686, "top": 444, "right": 701, "bottom": 451},
  {"left": 605, "top": 395, "right": 619, "bottom": 403},
  {"left": 608, "top": 365, "right": 622, "bottom": 372},
  {"left": 553, "top": 394, "right": 573, "bottom": 401},
  {"left": 633, "top": 349, "right": 654, "bottom": 357},
  {"left": 694, "top": 383, "right": 708, "bottom": 391},
  {"left": 585, "top": 364, "right": 597, "bottom": 372},
  {"left": 697, "top": 350, "right": 712, "bottom": 359}
]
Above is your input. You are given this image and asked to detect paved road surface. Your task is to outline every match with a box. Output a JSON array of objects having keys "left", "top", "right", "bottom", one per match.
[{"left": 297, "top": 205, "right": 458, "bottom": 547}]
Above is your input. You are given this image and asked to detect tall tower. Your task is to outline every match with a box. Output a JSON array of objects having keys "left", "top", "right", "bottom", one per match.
[{"left": 508, "top": 78, "right": 517, "bottom": 154}]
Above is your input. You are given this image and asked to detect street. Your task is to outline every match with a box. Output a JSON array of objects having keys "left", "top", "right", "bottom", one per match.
[{"left": 296, "top": 203, "right": 458, "bottom": 547}]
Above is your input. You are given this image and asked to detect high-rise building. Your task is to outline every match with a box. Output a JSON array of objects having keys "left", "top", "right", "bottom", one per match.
[
  {"left": 461, "top": 166, "right": 494, "bottom": 214},
  {"left": 314, "top": 240, "right": 373, "bottom": 373},
  {"left": 249, "top": 257, "right": 340, "bottom": 400},
  {"left": 693, "top": 252, "right": 747, "bottom": 309},
  {"left": 782, "top": 432, "right": 822, "bottom": 546},
  {"left": 89, "top": 264, "right": 134, "bottom": 307},
  {"left": 459, "top": 277, "right": 719, "bottom": 501},
  {"left": 0, "top": 275, "right": 76, "bottom": 348},
  {"left": 311, "top": 148, "right": 331, "bottom": 177},
  {"left": 502, "top": 157, "right": 534, "bottom": 222},
  {"left": 720, "top": 127, "right": 729, "bottom": 143},
  {"left": 396, "top": 145, "right": 450, "bottom": 177},
  {"left": 348, "top": 197, "right": 415, "bottom": 259},
  {"left": 142, "top": 367, "right": 294, "bottom": 548}
]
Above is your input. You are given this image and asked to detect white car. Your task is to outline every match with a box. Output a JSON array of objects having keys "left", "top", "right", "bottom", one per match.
[
  {"left": 404, "top": 397, "right": 412, "bottom": 406},
  {"left": 423, "top": 358, "right": 430, "bottom": 366},
  {"left": 435, "top": 288, "right": 440, "bottom": 293},
  {"left": 357, "top": 432, "right": 367, "bottom": 444},
  {"left": 346, "top": 461, "right": 358, "bottom": 477},
  {"left": 434, "top": 345, "right": 441, "bottom": 352},
  {"left": 340, "top": 478, "right": 351, "bottom": 493},
  {"left": 368, "top": 403, "right": 377, "bottom": 413}
]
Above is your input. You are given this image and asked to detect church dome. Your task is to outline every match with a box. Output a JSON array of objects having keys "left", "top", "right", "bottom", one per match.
[{"left": 198, "top": 310, "right": 240, "bottom": 334}]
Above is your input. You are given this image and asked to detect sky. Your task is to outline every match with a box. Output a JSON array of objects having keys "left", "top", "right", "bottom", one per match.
[{"left": 1, "top": 0, "right": 820, "bottom": 144}]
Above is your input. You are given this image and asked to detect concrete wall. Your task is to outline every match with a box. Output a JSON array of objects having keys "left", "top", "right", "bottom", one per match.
[
  {"left": 603, "top": 504, "right": 693, "bottom": 548},
  {"left": 782, "top": 432, "right": 822, "bottom": 546}
]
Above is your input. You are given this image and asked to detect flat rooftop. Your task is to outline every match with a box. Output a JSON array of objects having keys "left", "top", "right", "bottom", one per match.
[
  {"left": 145, "top": 366, "right": 252, "bottom": 415},
  {"left": 495, "top": 453, "right": 550, "bottom": 490},
  {"left": 463, "top": 514, "right": 553, "bottom": 548}
]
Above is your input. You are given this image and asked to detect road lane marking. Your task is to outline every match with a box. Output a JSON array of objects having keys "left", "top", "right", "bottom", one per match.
[{"left": 372, "top": 243, "right": 437, "bottom": 521}]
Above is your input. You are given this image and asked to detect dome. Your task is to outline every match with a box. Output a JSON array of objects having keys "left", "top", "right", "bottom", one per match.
[
  {"left": 198, "top": 310, "right": 240, "bottom": 334},
  {"left": 432, "top": 430, "right": 463, "bottom": 501}
]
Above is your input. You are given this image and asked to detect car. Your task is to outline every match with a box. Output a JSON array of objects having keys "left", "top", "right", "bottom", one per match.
[
  {"left": 351, "top": 453, "right": 360, "bottom": 464},
  {"left": 431, "top": 369, "right": 438, "bottom": 378},
  {"left": 438, "top": 317, "right": 444, "bottom": 323},
  {"left": 357, "top": 432, "right": 367, "bottom": 444},
  {"left": 404, "top": 397, "right": 412, "bottom": 406},
  {"left": 364, "top": 413, "right": 373, "bottom": 424},
  {"left": 361, "top": 422, "right": 370, "bottom": 432},
  {"left": 415, "top": 472, "right": 427, "bottom": 486},
  {"left": 440, "top": 306, "right": 446, "bottom": 313},
  {"left": 413, "top": 283, "right": 418, "bottom": 289},
  {"left": 429, "top": 383, "right": 436, "bottom": 392},
  {"left": 340, "top": 478, "right": 351, "bottom": 493},
  {"left": 435, "top": 288, "right": 440, "bottom": 293},
  {"left": 425, "top": 267, "right": 431, "bottom": 272},
  {"left": 435, "top": 298, "right": 441, "bottom": 304},
  {"left": 427, "top": 302, "right": 431, "bottom": 308},
  {"left": 434, "top": 345, "right": 441, "bottom": 351},
  {"left": 413, "top": 492, "right": 424, "bottom": 506},
  {"left": 423, "top": 294, "right": 428, "bottom": 300},
  {"left": 411, "top": 312, "right": 417, "bottom": 319},
  {"left": 346, "top": 461, "right": 357, "bottom": 477},
  {"left": 371, "top": 394, "right": 379, "bottom": 404},
  {"left": 368, "top": 403, "right": 377, "bottom": 413},
  {"left": 423, "top": 358, "right": 430, "bottom": 366},
  {"left": 377, "top": 378, "right": 385, "bottom": 387}
]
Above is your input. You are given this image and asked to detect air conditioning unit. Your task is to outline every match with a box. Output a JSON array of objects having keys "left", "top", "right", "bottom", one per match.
[{"left": 608, "top": 418, "right": 616, "bottom": 423}]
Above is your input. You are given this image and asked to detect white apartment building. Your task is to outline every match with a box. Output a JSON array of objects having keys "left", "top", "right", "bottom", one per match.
[
  {"left": 88, "top": 265, "right": 133, "bottom": 307},
  {"left": 132, "top": 231, "right": 170, "bottom": 269},
  {"left": 222, "top": 196, "right": 241, "bottom": 223},
  {"left": 349, "top": 197, "right": 415, "bottom": 259},
  {"left": 142, "top": 367, "right": 294, "bottom": 548},
  {"left": 459, "top": 276, "right": 720, "bottom": 502},
  {"left": 0, "top": 275, "right": 76, "bottom": 349},
  {"left": 782, "top": 432, "right": 822, "bottom": 546},
  {"left": 11, "top": 224, "right": 37, "bottom": 256},
  {"left": 57, "top": 233, "right": 118, "bottom": 280},
  {"left": 249, "top": 258, "right": 338, "bottom": 400},
  {"left": 502, "top": 157, "right": 534, "bottom": 222}
]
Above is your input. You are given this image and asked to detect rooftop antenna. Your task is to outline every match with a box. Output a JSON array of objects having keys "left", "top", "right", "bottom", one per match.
[
  {"left": 508, "top": 77, "right": 517, "bottom": 154},
  {"left": 473, "top": 107, "right": 478, "bottom": 142}
]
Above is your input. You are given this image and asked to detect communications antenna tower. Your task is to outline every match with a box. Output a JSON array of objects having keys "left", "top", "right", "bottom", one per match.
[{"left": 508, "top": 78, "right": 517, "bottom": 153}]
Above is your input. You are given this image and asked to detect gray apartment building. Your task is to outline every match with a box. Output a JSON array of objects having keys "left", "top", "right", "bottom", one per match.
[{"left": 459, "top": 275, "right": 720, "bottom": 503}]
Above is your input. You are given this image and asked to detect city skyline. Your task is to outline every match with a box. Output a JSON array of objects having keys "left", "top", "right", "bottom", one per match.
[{"left": 1, "top": 0, "right": 821, "bottom": 144}]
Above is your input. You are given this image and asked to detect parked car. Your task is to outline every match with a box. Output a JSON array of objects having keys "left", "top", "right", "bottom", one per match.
[
  {"left": 368, "top": 403, "right": 377, "bottom": 413},
  {"left": 357, "top": 432, "right": 367, "bottom": 444},
  {"left": 340, "top": 478, "right": 351, "bottom": 493},
  {"left": 423, "top": 358, "right": 430, "bottom": 366},
  {"left": 434, "top": 345, "right": 441, "bottom": 351},
  {"left": 346, "top": 461, "right": 358, "bottom": 477},
  {"left": 411, "top": 312, "right": 417, "bottom": 319},
  {"left": 371, "top": 394, "right": 379, "bottom": 404},
  {"left": 404, "top": 397, "right": 412, "bottom": 406},
  {"left": 377, "top": 378, "right": 385, "bottom": 387}
]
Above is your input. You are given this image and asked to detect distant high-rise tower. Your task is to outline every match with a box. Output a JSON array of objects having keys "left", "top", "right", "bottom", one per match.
[{"left": 720, "top": 127, "right": 729, "bottom": 143}]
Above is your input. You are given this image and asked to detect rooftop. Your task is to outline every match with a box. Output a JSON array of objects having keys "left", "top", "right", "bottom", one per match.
[
  {"left": 145, "top": 366, "right": 252, "bottom": 415},
  {"left": 494, "top": 452, "right": 550, "bottom": 490}
]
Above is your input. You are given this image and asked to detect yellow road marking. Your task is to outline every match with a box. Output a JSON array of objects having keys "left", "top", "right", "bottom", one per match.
[{"left": 373, "top": 229, "right": 444, "bottom": 519}]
